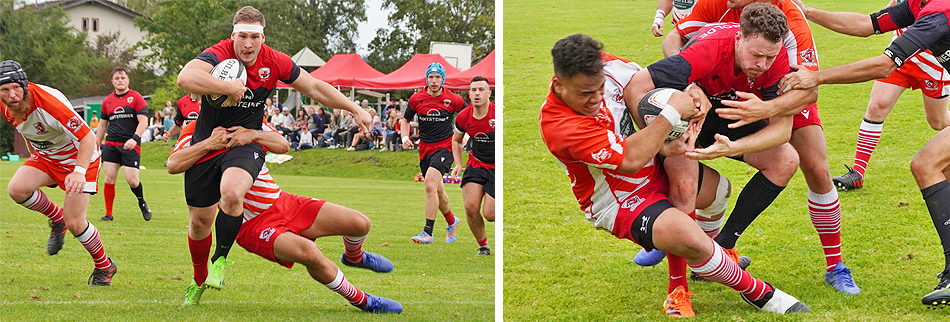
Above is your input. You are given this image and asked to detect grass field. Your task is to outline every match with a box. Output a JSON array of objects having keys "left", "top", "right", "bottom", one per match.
[
  {"left": 0, "top": 142, "right": 494, "bottom": 321},
  {"left": 504, "top": 0, "right": 950, "bottom": 321}
]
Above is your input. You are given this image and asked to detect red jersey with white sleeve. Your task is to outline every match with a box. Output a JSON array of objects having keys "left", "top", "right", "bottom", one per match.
[
  {"left": 192, "top": 39, "right": 301, "bottom": 144},
  {"left": 1, "top": 83, "right": 100, "bottom": 192},
  {"left": 405, "top": 88, "right": 466, "bottom": 158},
  {"left": 454, "top": 102, "right": 495, "bottom": 169},
  {"left": 175, "top": 95, "right": 201, "bottom": 127},
  {"left": 674, "top": 0, "right": 819, "bottom": 70},
  {"left": 539, "top": 88, "right": 666, "bottom": 234},
  {"left": 172, "top": 119, "right": 281, "bottom": 221},
  {"left": 650, "top": 23, "right": 789, "bottom": 101},
  {"left": 101, "top": 89, "right": 148, "bottom": 143}
]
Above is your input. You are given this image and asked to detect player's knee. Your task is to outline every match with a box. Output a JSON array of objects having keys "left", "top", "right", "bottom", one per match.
[
  {"left": 424, "top": 180, "right": 440, "bottom": 194},
  {"left": 484, "top": 208, "right": 495, "bottom": 222},
  {"left": 464, "top": 200, "right": 481, "bottom": 216},
  {"left": 351, "top": 212, "right": 372, "bottom": 235},
  {"left": 775, "top": 146, "right": 800, "bottom": 177},
  {"left": 910, "top": 154, "right": 937, "bottom": 178},
  {"left": 6, "top": 182, "right": 31, "bottom": 203},
  {"left": 926, "top": 116, "right": 950, "bottom": 131},
  {"left": 219, "top": 188, "right": 244, "bottom": 208}
]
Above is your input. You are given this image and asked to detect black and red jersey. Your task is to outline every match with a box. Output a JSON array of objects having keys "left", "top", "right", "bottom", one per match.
[
  {"left": 175, "top": 95, "right": 200, "bottom": 127},
  {"left": 405, "top": 89, "right": 466, "bottom": 158},
  {"left": 872, "top": 0, "right": 950, "bottom": 69},
  {"left": 647, "top": 23, "right": 789, "bottom": 101},
  {"left": 454, "top": 102, "right": 495, "bottom": 169},
  {"left": 101, "top": 89, "right": 148, "bottom": 143},
  {"left": 191, "top": 39, "right": 301, "bottom": 143}
]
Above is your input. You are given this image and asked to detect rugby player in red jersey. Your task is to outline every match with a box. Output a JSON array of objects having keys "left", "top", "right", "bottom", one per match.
[{"left": 451, "top": 76, "right": 495, "bottom": 256}]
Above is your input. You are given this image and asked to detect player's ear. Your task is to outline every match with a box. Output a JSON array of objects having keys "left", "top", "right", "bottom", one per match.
[{"left": 552, "top": 76, "right": 563, "bottom": 93}]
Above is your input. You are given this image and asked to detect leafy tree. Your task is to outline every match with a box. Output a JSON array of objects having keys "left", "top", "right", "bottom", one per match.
[{"left": 367, "top": 0, "right": 494, "bottom": 73}]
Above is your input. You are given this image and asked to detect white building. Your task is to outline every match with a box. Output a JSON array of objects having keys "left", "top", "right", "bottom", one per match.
[{"left": 36, "top": 0, "right": 150, "bottom": 65}]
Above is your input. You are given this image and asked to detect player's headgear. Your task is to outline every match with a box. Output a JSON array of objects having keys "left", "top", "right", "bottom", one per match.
[
  {"left": 0, "top": 60, "right": 28, "bottom": 89},
  {"left": 426, "top": 62, "right": 445, "bottom": 86}
]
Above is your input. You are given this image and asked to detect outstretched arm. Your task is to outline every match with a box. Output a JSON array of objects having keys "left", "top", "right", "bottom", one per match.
[{"left": 791, "top": 0, "right": 876, "bottom": 37}]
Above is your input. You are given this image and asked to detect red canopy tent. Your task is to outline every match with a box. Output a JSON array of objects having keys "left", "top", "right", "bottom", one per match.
[
  {"left": 444, "top": 50, "right": 495, "bottom": 91},
  {"left": 352, "top": 53, "right": 461, "bottom": 91},
  {"left": 310, "top": 53, "right": 386, "bottom": 88}
]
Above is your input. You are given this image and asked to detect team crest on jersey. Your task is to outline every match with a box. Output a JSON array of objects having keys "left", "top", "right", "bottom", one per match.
[
  {"left": 114, "top": 107, "right": 125, "bottom": 114},
  {"left": 127, "top": 96, "right": 134, "bottom": 104},
  {"left": 926, "top": 80, "right": 938, "bottom": 91},
  {"left": 591, "top": 148, "right": 611, "bottom": 163},
  {"left": 259, "top": 67, "right": 271, "bottom": 80},
  {"left": 443, "top": 99, "right": 451, "bottom": 107},
  {"left": 259, "top": 227, "right": 276, "bottom": 242},
  {"left": 187, "top": 111, "right": 199, "bottom": 120},
  {"left": 33, "top": 122, "right": 48, "bottom": 134},
  {"left": 621, "top": 195, "right": 645, "bottom": 211},
  {"left": 489, "top": 119, "right": 495, "bottom": 128},
  {"left": 799, "top": 49, "right": 817, "bottom": 66},
  {"left": 66, "top": 116, "right": 82, "bottom": 131}
]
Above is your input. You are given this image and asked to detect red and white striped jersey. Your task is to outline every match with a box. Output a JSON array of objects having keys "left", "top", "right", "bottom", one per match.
[
  {"left": 171, "top": 118, "right": 282, "bottom": 221},
  {"left": 1, "top": 83, "right": 99, "bottom": 167},
  {"left": 601, "top": 52, "right": 643, "bottom": 137},
  {"left": 892, "top": 28, "right": 950, "bottom": 85},
  {"left": 539, "top": 84, "right": 662, "bottom": 233},
  {"left": 671, "top": 0, "right": 698, "bottom": 24}
]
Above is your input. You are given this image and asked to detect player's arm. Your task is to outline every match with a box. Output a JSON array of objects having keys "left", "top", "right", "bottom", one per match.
[
  {"left": 618, "top": 91, "right": 699, "bottom": 173},
  {"left": 662, "top": 30, "right": 687, "bottom": 57},
  {"left": 717, "top": 87, "right": 817, "bottom": 128},
  {"left": 780, "top": 55, "right": 898, "bottom": 91},
  {"left": 451, "top": 130, "right": 465, "bottom": 179},
  {"left": 177, "top": 59, "right": 245, "bottom": 106},
  {"left": 163, "top": 124, "right": 181, "bottom": 141},
  {"left": 687, "top": 115, "right": 794, "bottom": 160},
  {"left": 792, "top": 0, "right": 876, "bottom": 37},
  {"left": 166, "top": 127, "right": 229, "bottom": 174},
  {"left": 290, "top": 73, "right": 370, "bottom": 132},
  {"left": 225, "top": 125, "right": 290, "bottom": 154},
  {"left": 651, "top": 0, "right": 674, "bottom": 37},
  {"left": 95, "top": 118, "right": 107, "bottom": 145},
  {"left": 65, "top": 131, "right": 96, "bottom": 195}
]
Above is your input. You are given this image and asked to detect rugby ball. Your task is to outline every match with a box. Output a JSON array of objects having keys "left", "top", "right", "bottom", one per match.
[
  {"left": 205, "top": 58, "right": 247, "bottom": 108},
  {"left": 638, "top": 88, "right": 689, "bottom": 141}
]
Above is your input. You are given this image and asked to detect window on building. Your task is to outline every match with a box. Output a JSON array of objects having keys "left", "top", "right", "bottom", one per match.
[
  {"left": 92, "top": 18, "right": 99, "bottom": 32},
  {"left": 81, "top": 18, "right": 89, "bottom": 31}
]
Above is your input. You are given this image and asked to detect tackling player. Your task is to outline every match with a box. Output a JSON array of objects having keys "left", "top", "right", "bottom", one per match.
[
  {"left": 402, "top": 62, "right": 464, "bottom": 244},
  {"left": 167, "top": 121, "right": 400, "bottom": 313},
  {"left": 96, "top": 67, "right": 151, "bottom": 222},
  {"left": 540, "top": 34, "right": 809, "bottom": 316},
  {"left": 833, "top": 0, "right": 950, "bottom": 191},
  {"left": 176, "top": 6, "right": 370, "bottom": 290},
  {"left": 451, "top": 76, "right": 495, "bottom": 256},
  {"left": 776, "top": 0, "right": 950, "bottom": 308},
  {"left": 1, "top": 60, "right": 117, "bottom": 286}
]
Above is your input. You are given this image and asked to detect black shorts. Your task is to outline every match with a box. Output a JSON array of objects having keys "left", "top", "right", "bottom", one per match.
[
  {"left": 696, "top": 99, "right": 770, "bottom": 149},
  {"left": 184, "top": 144, "right": 266, "bottom": 207},
  {"left": 461, "top": 165, "right": 495, "bottom": 198},
  {"left": 420, "top": 148, "right": 453, "bottom": 175},
  {"left": 100, "top": 143, "right": 140, "bottom": 168},
  {"left": 629, "top": 199, "right": 675, "bottom": 251}
]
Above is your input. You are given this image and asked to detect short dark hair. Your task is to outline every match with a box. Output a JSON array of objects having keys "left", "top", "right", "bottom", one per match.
[
  {"left": 110, "top": 67, "right": 128, "bottom": 78},
  {"left": 470, "top": 75, "right": 490, "bottom": 86},
  {"left": 740, "top": 3, "right": 788, "bottom": 43},
  {"left": 552, "top": 34, "right": 603, "bottom": 79}
]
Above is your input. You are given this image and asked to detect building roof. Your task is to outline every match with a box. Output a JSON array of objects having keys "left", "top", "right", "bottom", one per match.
[{"left": 34, "top": 0, "right": 145, "bottom": 20}]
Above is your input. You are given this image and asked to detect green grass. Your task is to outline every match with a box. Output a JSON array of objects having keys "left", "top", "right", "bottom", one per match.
[
  {"left": 0, "top": 146, "right": 492, "bottom": 320},
  {"left": 504, "top": 0, "right": 948, "bottom": 321}
]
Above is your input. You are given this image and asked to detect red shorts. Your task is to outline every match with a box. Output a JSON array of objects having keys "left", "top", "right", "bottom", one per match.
[
  {"left": 24, "top": 155, "right": 101, "bottom": 194},
  {"left": 611, "top": 166, "right": 672, "bottom": 250},
  {"left": 791, "top": 103, "right": 822, "bottom": 130},
  {"left": 878, "top": 69, "right": 950, "bottom": 98},
  {"left": 236, "top": 191, "right": 326, "bottom": 268}
]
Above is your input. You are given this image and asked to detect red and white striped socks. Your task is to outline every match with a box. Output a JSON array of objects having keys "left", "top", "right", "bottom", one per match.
[
  {"left": 324, "top": 269, "right": 367, "bottom": 305},
  {"left": 75, "top": 222, "right": 112, "bottom": 270},
  {"left": 689, "top": 241, "right": 772, "bottom": 301},
  {"left": 19, "top": 190, "right": 63, "bottom": 223},
  {"left": 853, "top": 119, "right": 883, "bottom": 177},
  {"left": 343, "top": 235, "right": 366, "bottom": 264},
  {"left": 808, "top": 189, "right": 843, "bottom": 271}
]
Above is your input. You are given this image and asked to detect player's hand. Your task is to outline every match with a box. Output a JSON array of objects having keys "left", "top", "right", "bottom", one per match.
[
  {"left": 224, "top": 78, "right": 248, "bottom": 107},
  {"left": 651, "top": 23, "right": 665, "bottom": 37},
  {"left": 64, "top": 171, "right": 85, "bottom": 196},
  {"left": 686, "top": 85, "right": 711, "bottom": 126},
  {"left": 162, "top": 132, "right": 170, "bottom": 142},
  {"left": 718, "top": 91, "right": 774, "bottom": 128},
  {"left": 789, "top": 0, "right": 811, "bottom": 16},
  {"left": 123, "top": 138, "right": 136, "bottom": 150},
  {"left": 451, "top": 164, "right": 462, "bottom": 180},
  {"left": 685, "top": 134, "right": 735, "bottom": 160},
  {"left": 206, "top": 126, "right": 229, "bottom": 150},
  {"left": 778, "top": 65, "right": 819, "bottom": 93},
  {"left": 224, "top": 126, "right": 258, "bottom": 148},
  {"left": 352, "top": 108, "right": 372, "bottom": 133},
  {"left": 402, "top": 136, "right": 414, "bottom": 149}
]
